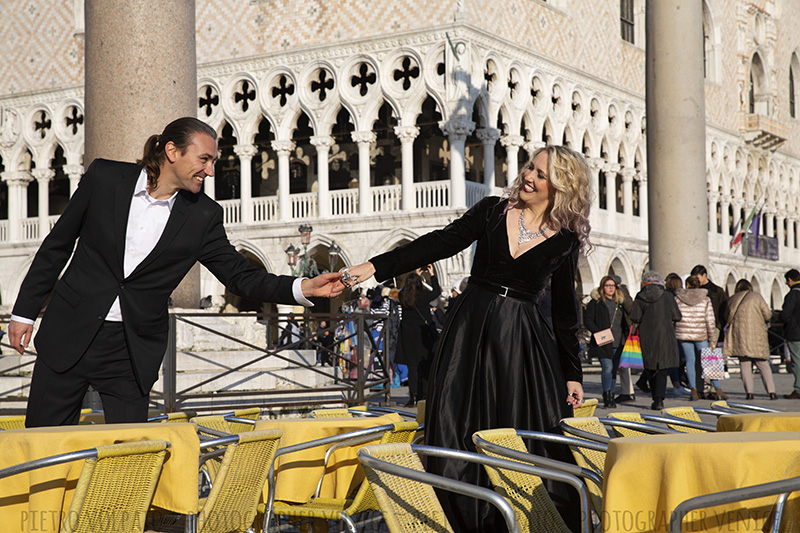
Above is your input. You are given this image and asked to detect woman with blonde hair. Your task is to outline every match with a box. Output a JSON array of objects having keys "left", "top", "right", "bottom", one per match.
[
  {"left": 345, "top": 145, "right": 591, "bottom": 532},
  {"left": 724, "top": 279, "right": 777, "bottom": 400},
  {"left": 584, "top": 275, "right": 628, "bottom": 408}
]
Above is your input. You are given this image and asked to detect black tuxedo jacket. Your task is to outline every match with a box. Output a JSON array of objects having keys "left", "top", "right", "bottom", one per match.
[{"left": 13, "top": 159, "right": 297, "bottom": 392}]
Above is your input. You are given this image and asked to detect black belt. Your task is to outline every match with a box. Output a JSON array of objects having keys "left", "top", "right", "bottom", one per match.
[{"left": 468, "top": 277, "right": 538, "bottom": 301}]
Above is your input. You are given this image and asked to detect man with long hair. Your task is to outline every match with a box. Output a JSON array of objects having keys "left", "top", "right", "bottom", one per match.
[{"left": 8, "top": 117, "right": 342, "bottom": 426}]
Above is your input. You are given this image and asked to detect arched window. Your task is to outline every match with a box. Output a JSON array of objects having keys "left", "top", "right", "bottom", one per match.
[
  {"left": 620, "top": 0, "right": 635, "bottom": 44},
  {"left": 749, "top": 53, "right": 769, "bottom": 115},
  {"left": 702, "top": 1, "right": 720, "bottom": 83}
]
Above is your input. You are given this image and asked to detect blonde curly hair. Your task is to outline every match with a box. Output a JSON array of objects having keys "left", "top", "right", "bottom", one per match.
[{"left": 504, "top": 145, "right": 592, "bottom": 253}]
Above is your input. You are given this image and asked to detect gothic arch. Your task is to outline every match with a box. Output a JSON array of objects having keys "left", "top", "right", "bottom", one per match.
[{"left": 228, "top": 238, "right": 275, "bottom": 274}]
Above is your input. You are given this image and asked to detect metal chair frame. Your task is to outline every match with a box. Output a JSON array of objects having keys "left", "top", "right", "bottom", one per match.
[
  {"left": 598, "top": 417, "right": 680, "bottom": 436},
  {"left": 640, "top": 413, "right": 717, "bottom": 432},
  {"left": 357, "top": 443, "right": 592, "bottom": 533},
  {"left": 669, "top": 475, "right": 800, "bottom": 533},
  {"left": 558, "top": 420, "right": 612, "bottom": 444},
  {"left": 262, "top": 422, "right": 398, "bottom": 533}
]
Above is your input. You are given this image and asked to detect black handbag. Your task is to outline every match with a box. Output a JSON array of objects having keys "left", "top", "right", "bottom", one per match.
[{"left": 415, "top": 307, "right": 440, "bottom": 348}]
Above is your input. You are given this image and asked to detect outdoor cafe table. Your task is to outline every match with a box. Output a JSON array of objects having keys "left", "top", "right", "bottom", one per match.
[
  {"left": 717, "top": 411, "right": 800, "bottom": 432},
  {"left": 602, "top": 431, "right": 800, "bottom": 533},
  {"left": 254, "top": 413, "right": 403, "bottom": 504},
  {"left": 0, "top": 422, "right": 200, "bottom": 533}
]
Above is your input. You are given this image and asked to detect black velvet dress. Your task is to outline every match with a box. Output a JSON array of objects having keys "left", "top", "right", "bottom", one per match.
[{"left": 370, "top": 196, "right": 583, "bottom": 532}]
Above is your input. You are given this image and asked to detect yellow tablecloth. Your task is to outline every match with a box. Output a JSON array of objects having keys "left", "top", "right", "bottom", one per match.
[
  {"left": 603, "top": 432, "right": 800, "bottom": 533},
  {"left": 717, "top": 412, "right": 800, "bottom": 432},
  {"left": 0, "top": 422, "right": 200, "bottom": 533},
  {"left": 255, "top": 413, "right": 403, "bottom": 504}
]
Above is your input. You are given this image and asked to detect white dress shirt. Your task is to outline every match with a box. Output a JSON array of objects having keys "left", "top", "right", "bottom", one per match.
[{"left": 12, "top": 168, "right": 312, "bottom": 326}]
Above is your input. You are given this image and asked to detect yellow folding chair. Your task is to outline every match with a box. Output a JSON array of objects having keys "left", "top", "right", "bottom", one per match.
[{"left": 572, "top": 398, "right": 598, "bottom": 417}]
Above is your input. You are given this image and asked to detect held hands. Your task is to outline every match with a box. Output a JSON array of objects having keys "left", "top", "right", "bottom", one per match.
[
  {"left": 566, "top": 381, "right": 584, "bottom": 408},
  {"left": 8, "top": 320, "right": 33, "bottom": 355},
  {"left": 301, "top": 272, "right": 345, "bottom": 299},
  {"left": 339, "top": 262, "right": 376, "bottom": 290}
]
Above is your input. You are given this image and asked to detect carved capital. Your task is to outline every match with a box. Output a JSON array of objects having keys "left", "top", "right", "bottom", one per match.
[
  {"left": 620, "top": 167, "right": 637, "bottom": 181},
  {"left": 603, "top": 163, "right": 621, "bottom": 176},
  {"left": 499, "top": 134, "right": 525, "bottom": 149},
  {"left": 63, "top": 164, "right": 83, "bottom": 178},
  {"left": 587, "top": 157, "right": 605, "bottom": 171},
  {"left": 475, "top": 127, "right": 500, "bottom": 144},
  {"left": 233, "top": 143, "right": 258, "bottom": 159},
  {"left": 31, "top": 169, "right": 54, "bottom": 182},
  {"left": 271, "top": 139, "right": 295, "bottom": 156},
  {"left": 351, "top": 130, "right": 376, "bottom": 144},
  {"left": 1, "top": 170, "right": 33, "bottom": 186},
  {"left": 309, "top": 135, "right": 335, "bottom": 149},
  {"left": 439, "top": 118, "right": 475, "bottom": 140},
  {"left": 393, "top": 125, "right": 420, "bottom": 142}
]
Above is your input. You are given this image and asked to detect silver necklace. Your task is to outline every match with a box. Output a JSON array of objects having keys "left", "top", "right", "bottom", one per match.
[{"left": 518, "top": 211, "right": 548, "bottom": 245}]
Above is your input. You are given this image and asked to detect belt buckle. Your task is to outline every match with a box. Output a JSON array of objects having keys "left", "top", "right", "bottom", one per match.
[{"left": 499, "top": 285, "right": 509, "bottom": 298}]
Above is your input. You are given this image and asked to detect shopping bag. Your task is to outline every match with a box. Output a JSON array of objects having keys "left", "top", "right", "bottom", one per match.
[
  {"left": 700, "top": 347, "right": 726, "bottom": 380},
  {"left": 618, "top": 327, "right": 644, "bottom": 369}
]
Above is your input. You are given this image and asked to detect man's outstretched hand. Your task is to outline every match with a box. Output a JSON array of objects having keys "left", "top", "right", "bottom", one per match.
[{"left": 301, "top": 272, "right": 345, "bottom": 299}]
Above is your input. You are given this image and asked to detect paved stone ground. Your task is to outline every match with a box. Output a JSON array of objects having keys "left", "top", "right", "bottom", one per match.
[{"left": 383, "top": 358, "right": 800, "bottom": 425}]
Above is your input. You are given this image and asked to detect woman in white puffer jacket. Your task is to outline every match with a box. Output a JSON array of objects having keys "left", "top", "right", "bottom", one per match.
[{"left": 674, "top": 274, "right": 719, "bottom": 400}]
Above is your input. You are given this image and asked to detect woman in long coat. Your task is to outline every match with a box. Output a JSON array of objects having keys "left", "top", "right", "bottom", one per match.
[
  {"left": 724, "top": 278, "right": 777, "bottom": 399},
  {"left": 395, "top": 268, "right": 441, "bottom": 406},
  {"left": 630, "top": 271, "right": 682, "bottom": 410},
  {"left": 584, "top": 275, "right": 628, "bottom": 408}
]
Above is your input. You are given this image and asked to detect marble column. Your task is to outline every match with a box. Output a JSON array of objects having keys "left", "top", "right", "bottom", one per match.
[
  {"left": 500, "top": 134, "right": 525, "bottom": 185},
  {"left": 351, "top": 131, "right": 376, "bottom": 215},
  {"left": 84, "top": 0, "right": 196, "bottom": 165},
  {"left": 234, "top": 144, "right": 257, "bottom": 224},
  {"left": 707, "top": 191, "right": 720, "bottom": 234},
  {"left": 765, "top": 210, "right": 775, "bottom": 239},
  {"left": 64, "top": 164, "right": 83, "bottom": 197},
  {"left": 646, "top": 0, "right": 708, "bottom": 273},
  {"left": 1, "top": 171, "right": 32, "bottom": 242},
  {"left": 603, "top": 164, "right": 620, "bottom": 234},
  {"left": 721, "top": 195, "right": 731, "bottom": 238},
  {"left": 621, "top": 167, "right": 636, "bottom": 235},
  {"left": 310, "top": 136, "right": 334, "bottom": 218},
  {"left": 638, "top": 172, "right": 649, "bottom": 235},
  {"left": 32, "top": 169, "right": 54, "bottom": 239},
  {"left": 588, "top": 158, "right": 604, "bottom": 216},
  {"left": 439, "top": 119, "right": 475, "bottom": 209},
  {"left": 475, "top": 127, "right": 500, "bottom": 189},
  {"left": 394, "top": 126, "right": 419, "bottom": 211},
  {"left": 85, "top": 0, "right": 197, "bottom": 307},
  {"left": 272, "top": 140, "right": 294, "bottom": 221},
  {"left": 777, "top": 211, "right": 786, "bottom": 249}
]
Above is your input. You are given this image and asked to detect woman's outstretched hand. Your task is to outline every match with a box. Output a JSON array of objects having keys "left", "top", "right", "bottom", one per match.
[
  {"left": 341, "top": 261, "right": 376, "bottom": 289},
  {"left": 566, "top": 381, "right": 584, "bottom": 408}
]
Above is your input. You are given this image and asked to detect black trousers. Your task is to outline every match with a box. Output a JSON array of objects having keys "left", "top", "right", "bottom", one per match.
[
  {"left": 26, "top": 322, "right": 149, "bottom": 427},
  {"left": 647, "top": 368, "right": 670, "bottom": 402}
]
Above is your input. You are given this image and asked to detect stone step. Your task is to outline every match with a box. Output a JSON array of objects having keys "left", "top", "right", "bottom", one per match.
[
  {"left": 173, "top": 349, "right": 318, "bottom": 372},
  {"left": 0, "top": 354, "right": 36, "bottom": 374},
  {"left": 153, "top": 365, "right": 344, "bottom": 393}
]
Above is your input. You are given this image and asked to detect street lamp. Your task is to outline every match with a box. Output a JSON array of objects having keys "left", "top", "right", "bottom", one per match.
[{"left": 284, "top": 225, "right": 342, "bottom": 277}]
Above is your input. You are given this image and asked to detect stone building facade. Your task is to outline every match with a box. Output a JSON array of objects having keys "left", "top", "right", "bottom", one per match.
[{"left": 1, "top": 0, "right": 799, "bottom": 314}]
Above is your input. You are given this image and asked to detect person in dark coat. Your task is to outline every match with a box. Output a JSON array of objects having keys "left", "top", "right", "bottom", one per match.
[
  {"left": 630, "top": 271, "right": 682, "bottom": 410},
  {"left": 781, "top": 269, "right": 800, "bottom": 398},
  {"left": 691, "top": 264, "right": 728, "bottom": 342},
  {"left": 584, "top": 275, "right": 628, "bottom": 408},
  {"left": 396, "top": 267, "right": 441, "bottom": 406}
]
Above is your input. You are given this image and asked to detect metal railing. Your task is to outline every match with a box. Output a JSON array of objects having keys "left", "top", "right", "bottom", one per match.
[{"left": 155, "top": 311, "right": 391, "bottom": 413}]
